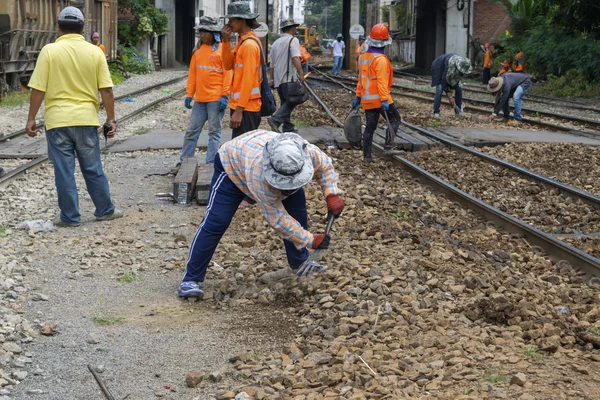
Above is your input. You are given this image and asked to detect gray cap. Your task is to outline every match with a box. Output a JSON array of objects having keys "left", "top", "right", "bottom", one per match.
[
  {"left": 225, "top": 1, "right": 259, "bottom": 20},
  {"left": 280, "top": 19, "right": 300, "bottom": 31},
  {"left": 195, "top": 15, "right": 222, "bottom": 32},
  {"left": 58, "top": 6, "right": 84, "bottom": 24},
  {"left": 336, "top": 33, "right": 343, "bottom": 39},
  {"left": 263, "top": 133, "right": 314, "bottom": 191}
]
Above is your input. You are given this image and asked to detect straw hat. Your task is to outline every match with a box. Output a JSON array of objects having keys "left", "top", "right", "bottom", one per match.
[{"left": 487, "top": 76, "right": 504, "bottom": 93}]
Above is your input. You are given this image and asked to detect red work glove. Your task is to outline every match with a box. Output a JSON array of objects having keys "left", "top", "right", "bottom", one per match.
[
  {"left": 326, "top": 195, "right": 344, "bottom": 218},
  {"left": 312, "top": 234, "right": 330, "bottom": 250}
]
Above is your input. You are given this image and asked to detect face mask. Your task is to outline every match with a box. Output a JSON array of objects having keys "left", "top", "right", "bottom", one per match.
[{"left": 337, "top": 38, "right": 342, "bottom": 42}]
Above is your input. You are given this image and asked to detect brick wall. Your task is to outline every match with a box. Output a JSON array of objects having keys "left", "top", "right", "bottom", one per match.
[{"left": 473, "top": 0, "right": 510, "bottom": 45}]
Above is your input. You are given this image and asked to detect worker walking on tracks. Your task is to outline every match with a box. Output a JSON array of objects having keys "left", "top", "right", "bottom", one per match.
[
  {"left": 353, "top": 24, "right": 401, "bottom": 162},
  {"left": 430, "top": 53, "right": 472, "bottom": 119},
  {"left": 487, "top": 72, "right": 533, "bottom": 126},
  {"left": 267, "top": 19, "right": 306, "bottom": 134},
  {"left": 331, "top": 34, "right": 345, "bottom": 77},
  {"left": 482, "top": 43, "right": 492, "bottom": 84},
  {"left": 220, "top": 1, "right": 263, "bottom": 138},
  {"left": 25, "top": 6, "right": 122, "bottom": 227},
  {"left": 178, "top": 130, "right": 345, "bottom": 298},
  {"left": 172, "top": 16, "right": 232, "bottom": 174}
]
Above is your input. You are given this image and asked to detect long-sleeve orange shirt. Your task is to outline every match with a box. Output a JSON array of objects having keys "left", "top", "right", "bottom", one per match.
[
  {"left": 483, "top": 50, "right": 492, "bottom": 69},
  {"left": 221, "top": 31, "right": 262, "bottom": 112},
  {"left": 356, "top": 52, "right": 393, "bottom": 110},
  {"left": 186, "top": 42, "right": 232, "bottom": 102}
]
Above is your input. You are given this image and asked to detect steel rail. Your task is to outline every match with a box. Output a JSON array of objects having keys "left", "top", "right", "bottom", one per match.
[
  {"left": 327, "top": 74, "right": 600, "bottom": 130},
  {"left": 306, "top": 73, "right": 600, "bottom": 278},
  {"left": 0, "top": 87, "right": 187, "bottom": 186},
  {"left": 0, "top": 75, "right": 187, "bottom": 142},
  {"left": 308, "top": 74, "right": 598, "bottom": 134}
]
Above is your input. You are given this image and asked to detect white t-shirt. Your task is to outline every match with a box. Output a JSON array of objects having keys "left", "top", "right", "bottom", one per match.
[
  {"left": 331, "top": 40, "right": 345, "bottom": 57},
  {"left": 269, "top": 34, "right": 301, "bottom": 88}
]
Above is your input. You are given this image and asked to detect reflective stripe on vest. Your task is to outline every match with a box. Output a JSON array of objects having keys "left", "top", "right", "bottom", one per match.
[
  {"left": 196, "top": 65, "right": 223, "bottom": 72},
  {"left": 235, "top": 63, "right": 244, "bottom": 68},
  {"left": 230, "top": 87, "right": 261, "bottom": 99}
]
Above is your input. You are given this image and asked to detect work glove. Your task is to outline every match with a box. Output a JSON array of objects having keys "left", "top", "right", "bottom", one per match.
[
  {"left": 217, "top": 95, "right": 228, "bottom": 111},
  {"left": 326, "top": 195, "right": 344, "bottom": 218},
  {"left": 184, "top": 97, "right": 193, "bottom": 109},
  {"left": 352, "top": 97, "right": 361, "bottom": 108},
  {"left": 381, "top": 100, "right": 389, "bottom": 111},
  {"left": 311, "top": 234, "right": 330, "bottom": 250}
]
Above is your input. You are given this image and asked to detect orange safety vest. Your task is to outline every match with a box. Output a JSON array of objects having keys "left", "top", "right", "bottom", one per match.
[
  {"left": 483, "top": 50, "right": 492, "bottom": 69},
  {"left": 356, "top": 52, "right": 393, "bottom": 110},
  {"left": 512, "top": 52, "right": 526, "bottom": 72},
  {"left": 300, "top": 46, "right": 311, "bottom": 64},
  {"left": 229, "top": 31, "right": 262, "bottom": 112},
  {"left": 186, "top": 43, "right": 232, "bottom": 102}
]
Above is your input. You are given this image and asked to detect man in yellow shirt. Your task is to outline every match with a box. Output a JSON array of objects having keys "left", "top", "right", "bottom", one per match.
[{"left": 26, "top": 6, "right": 123, "bottom": 227}]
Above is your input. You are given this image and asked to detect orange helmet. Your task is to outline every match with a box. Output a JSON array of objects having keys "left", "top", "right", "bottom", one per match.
[
  {"left": 484, "top": 43, "right": 490, "bottom": 48},
  {"left": 369, "top": 24, "right": 389, "bottom": 41}
]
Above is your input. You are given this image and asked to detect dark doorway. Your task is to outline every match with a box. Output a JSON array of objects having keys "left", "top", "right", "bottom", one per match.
[
  {"left": 175, "top": 0, "right": 196, "bottom": 65},
  {"left": 415, "top": 0, "right": 445, "bottom": 71}
]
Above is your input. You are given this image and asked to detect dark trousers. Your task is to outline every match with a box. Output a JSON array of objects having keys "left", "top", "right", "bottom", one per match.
[
  {"left": 272, "top": 86, "right": 299, "bottom": 131},
  {"left": 182, "top": 154, "right": 309, "bottom": 283},
  {"left": 231, "top": 109, "right": 261, "bottom": 139},
  {"left": 362, "top": 103, "right": 401, "bottom": 159},
  {"left": 482, "top": 68, "right": 491, "bottom": 84}
]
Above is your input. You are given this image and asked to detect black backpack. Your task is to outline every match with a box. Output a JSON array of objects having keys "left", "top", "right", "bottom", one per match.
[{"left": 240, "top": 37, "right": 277, "bottom": 117}]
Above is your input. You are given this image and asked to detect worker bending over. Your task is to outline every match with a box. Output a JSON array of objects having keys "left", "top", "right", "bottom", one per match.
[
  {"left": 178, "top": 130, "right": 345, "bottom": 298},
  {"left": 353, "top": 24, "right": 401, "bottom": 162},
  {"left": 220, "top": 1, "right": 263, "bottom": 138},
  {"left": 430, "top": 53, "right": 472, "bottom": 118},
  {"left": 172, "top": 16, "right": 232, "bottom": 174},
  {"left": 487, "top": 72, "right": 533, "bottom": 125}
]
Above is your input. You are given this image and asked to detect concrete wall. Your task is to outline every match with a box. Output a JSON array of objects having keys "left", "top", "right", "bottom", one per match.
[
  {"left": 155, "top": 0, "right": 176, "bottom": 68},
  {"left": 389, "top": 39, "right": 415, "bottom": 64},
  {"left": 444, "top": 0, "right": 470, "bottom": 58}
]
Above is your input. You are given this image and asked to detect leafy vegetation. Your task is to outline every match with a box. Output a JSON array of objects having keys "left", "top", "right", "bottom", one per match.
[
  {"left": 0, "top": 92, "right": 28, "bottom": 107},
  {"left": 91, "top": 316, "right": 125, "bottom": 325},
  {"left": 118, "top": 268, "right": 141, "bottom": 283},
  {"left": 483, "top": 373, "right": 508, "bottom": 384},
  {"left": 0, "top": 226, "right": 7, "bottom": 238},
  {"left": 118, "top": 0, "right": 169, "bottom": 47},
  {"left": 304, "top": 0, "right": 343, "bottom": 39},
  {"left": 521, "top": 346, "right": 540, "bottom": 360},
  {"left": 119, "top": 45, "right": 153, "bottom": 75}
]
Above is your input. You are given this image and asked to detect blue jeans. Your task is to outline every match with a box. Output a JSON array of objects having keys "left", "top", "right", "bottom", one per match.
[
  {"left": 433, "top": 83, "right": 463, "bottom": 114},
  {"left": 46, "top": 126, "right": 115, "bottom": 224},
  {"left": 182, "top": 154, "right": 309, "bottom": 283},
  {"left": 331, "top": 56, "right": 343, "bottom": 76},
  {"left": 180, "top": 101, "right": 224, "bottom": 164},
  {"left": 502, "top": 85, "right": 529, "bottom": 121}
]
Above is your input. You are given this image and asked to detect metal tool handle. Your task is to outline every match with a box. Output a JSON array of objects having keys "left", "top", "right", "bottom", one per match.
[
  {"left": 324, "top": 212, "right": 335, "bottom": 235},
  {"left": 382, "top": 110, "right": 394, "bottom": 147}
]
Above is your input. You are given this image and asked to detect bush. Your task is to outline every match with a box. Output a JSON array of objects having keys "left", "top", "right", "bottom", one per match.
[
  {"left": 119, "top": 46, "right": 153, "bottom": 74},
  {"left": 535, "top": 70, "right": 600, "bottom": 98}
]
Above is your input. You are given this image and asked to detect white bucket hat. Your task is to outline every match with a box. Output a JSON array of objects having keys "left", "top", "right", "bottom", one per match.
[{"left": 263, "top": 133, "right": 314, "bottom": 191}]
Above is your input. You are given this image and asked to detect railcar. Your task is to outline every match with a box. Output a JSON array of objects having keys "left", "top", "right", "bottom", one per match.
[{"left": 0, "top": 0, "right": 117, "bottom": 96}]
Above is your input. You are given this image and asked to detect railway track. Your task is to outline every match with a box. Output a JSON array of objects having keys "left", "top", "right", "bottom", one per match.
[
  {"left": 303, "top": 78, "right": 600, "bottom": 278},
  {"left": 308, "top": 69, "right": 600, "bottom": 134},
  {"left": 0, "top": 75, "right": 187, "bottom": 142},
  {"left": 0, "top": 80, "right": 187, "bottom": 186}
]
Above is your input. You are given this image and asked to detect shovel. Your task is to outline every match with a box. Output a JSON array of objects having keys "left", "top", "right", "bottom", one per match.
[{"left": 295, "top": 213, "right": 335, "bottom": 276}]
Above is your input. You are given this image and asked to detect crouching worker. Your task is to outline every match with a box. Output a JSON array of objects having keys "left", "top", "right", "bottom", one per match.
[
  {"left": 178, "top": 130, "right": 345, "bottom": 298},
  {"left": 487, "top": 72, "right": 532, "bottom": 126},
  {"left": 353, "top": 24, "right": 401, "bottom": 162},
  {"left": 430, "top": 53, "right": 472, "bottom": 118}
]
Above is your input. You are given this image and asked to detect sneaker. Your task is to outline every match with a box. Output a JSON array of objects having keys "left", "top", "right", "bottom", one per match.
[
  {"left": 169, "top": 162, "right": 182, "bottom": 175},
  {"left": 96, "top": 208, "right": 124, "bottom": 221},
  {"left": 178, "top": 281, "right": 204, "bottom": 298},
  {"left": 433, "top": 113, "right": 440, "bottom": 119},
  {"left": 292, "top": 260, "right": 328, "bottom": 276},
  {"left": 52, "top": 216, "right": 80, "bottom": 227},
  {"left": 267, "top": 117, "right": 281, "bottom": 133}
]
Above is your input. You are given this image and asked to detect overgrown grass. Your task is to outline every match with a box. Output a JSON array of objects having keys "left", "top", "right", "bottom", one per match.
[
  {"left": 589, "top": 325, "right": 600, "bottom": 336},
  {"left": 483, "top": 373, "right": 508, "bottom": 384},
  {"left": 110, "top": 70, "right": 126, "bottom": 86},
  {"left": 133, "top": 128, "right": 150, "bottom": 136},
  {"left": 428, "top": 120, "right": 441, "bottom": 128},
  {"left": 91, "top": 316, "right": 124, "bottom": 325},
  {"left": 0, "top": 226, "right": 7, "bottom": 238},
  {"left": 294, "top": 119, "right": 313, "bottom": 128},
  {"left": 535, "top": 70, "right": 600, "bottom": 98},
  {"left": 117, "top": 269, "right": 141, "bottom": 283},
  {"left": 0, "top": 92, "right": 29, "bottom": 107},
  {"left": 521, "top": 346, "right": 540, "bottom": 360}
]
